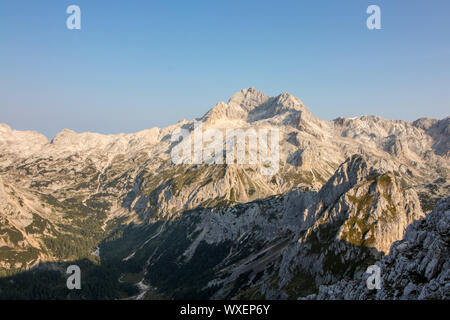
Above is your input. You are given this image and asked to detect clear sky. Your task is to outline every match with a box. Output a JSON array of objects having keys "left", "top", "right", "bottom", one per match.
[{"left": 1, "top": 0, "right": 449, "bottom": 138}]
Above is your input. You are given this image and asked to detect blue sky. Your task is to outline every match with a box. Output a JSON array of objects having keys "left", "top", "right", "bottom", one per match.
[{"left": 0, "top": 0, "right": 449, "bottom": 138}]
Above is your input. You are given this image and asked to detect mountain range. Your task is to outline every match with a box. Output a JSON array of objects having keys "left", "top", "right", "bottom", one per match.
[{"left": 0, "top": 87, "right": 448, "bottom": 299}]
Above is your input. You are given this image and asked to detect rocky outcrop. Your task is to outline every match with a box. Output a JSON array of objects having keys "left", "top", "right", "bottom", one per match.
[{"left": 306, "top": 197, "right": 450, "bottom": 300}]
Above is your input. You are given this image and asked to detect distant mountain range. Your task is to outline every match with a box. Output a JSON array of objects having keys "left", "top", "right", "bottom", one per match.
[{"left": 0, "top": 88, "right": 448, "bottom": 299}]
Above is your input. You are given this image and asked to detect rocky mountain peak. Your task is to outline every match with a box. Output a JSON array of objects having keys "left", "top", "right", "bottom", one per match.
[
  {"left": 413, "top": 117, "right": 438, "bottom": 131},
  {"left": 0, "top": 124, "right": 48, "bottom": 159},
  {"left": 201, "top": 88, "right": 271, "bottom": 124},
  {"left": 227, "top": 87, "right": 270, "bottom": 112},
  {"left": 202, "top": 88, "right": 314, "bottom": 125},
  {"left": 318, "top": 155, "right": 374, "bottom": 207},
  {"left": 0, "top": 124, "right": 12, "bottom": 133},
  {"left": 51, "top": 128, "right": 77, "bottom": 144},
  {"left": 274, "top": 92, "right": 305, "bottom": 111}
]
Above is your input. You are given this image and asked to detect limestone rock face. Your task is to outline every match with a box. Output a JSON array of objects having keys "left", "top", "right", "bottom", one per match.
[
  {"left": 306, "top": 197, "right": 449, "bottom": 300},
  {"left": 228, "top": 87, "right": 270, "bottom": 112}
]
